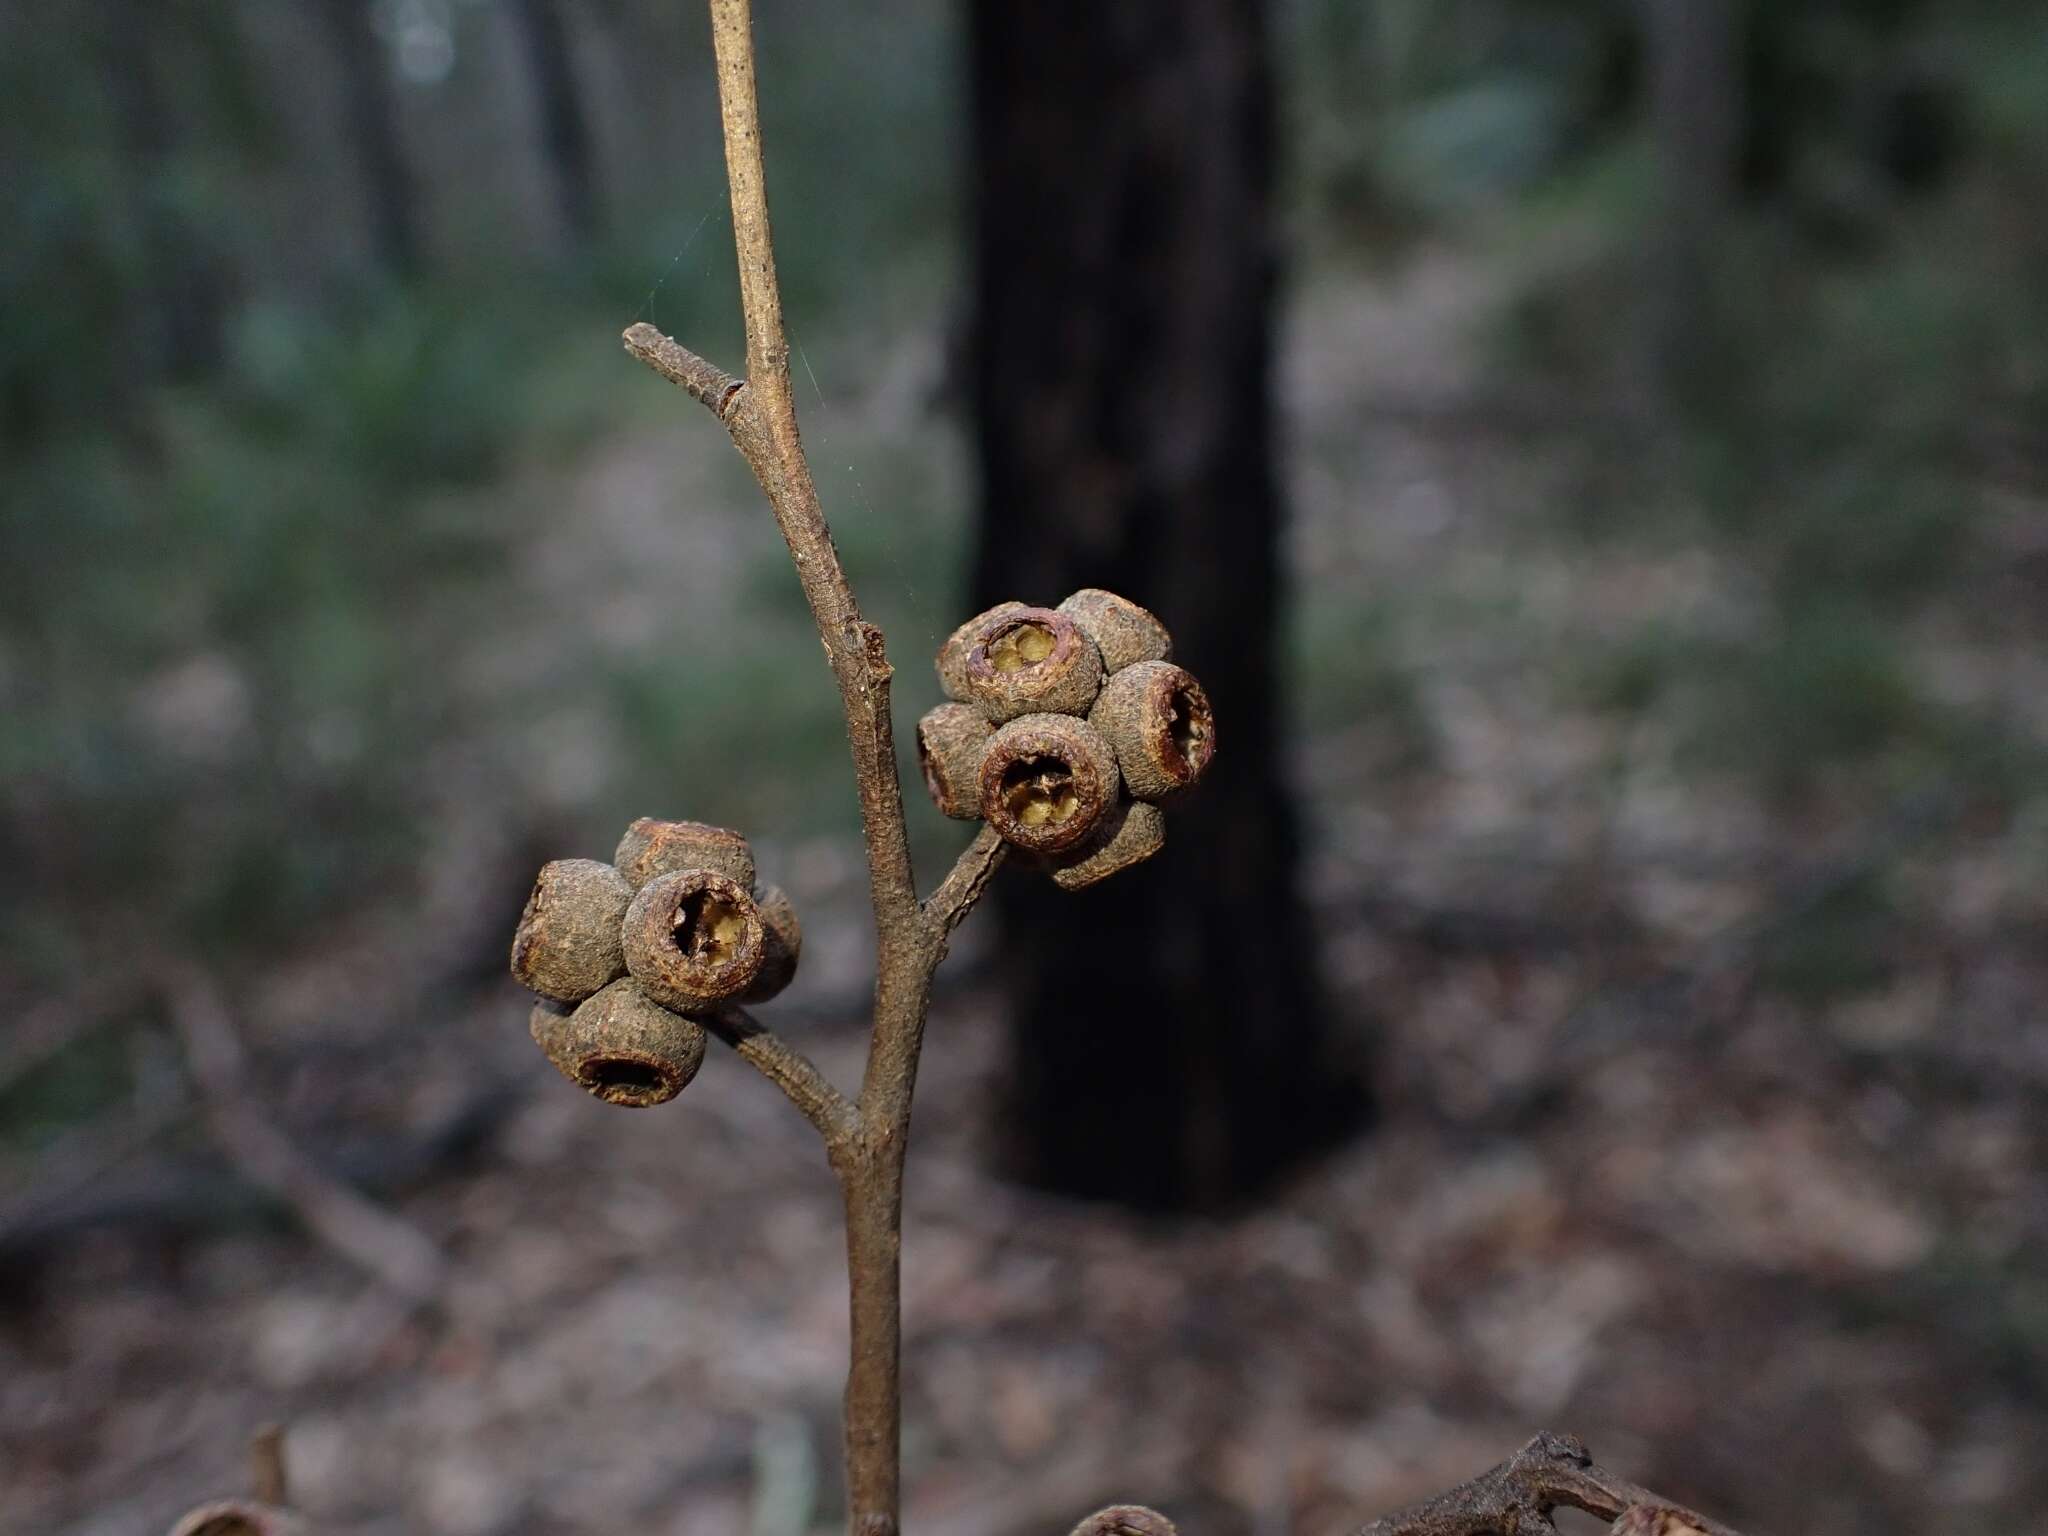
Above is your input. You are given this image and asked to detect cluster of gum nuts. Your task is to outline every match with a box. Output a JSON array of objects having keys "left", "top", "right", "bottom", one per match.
[
  {"left": 917, "top": 588, "right": 1217, "bottom": 888},
  {"left": 508, "top": 818, "right": 800, "bottom": 1108}
]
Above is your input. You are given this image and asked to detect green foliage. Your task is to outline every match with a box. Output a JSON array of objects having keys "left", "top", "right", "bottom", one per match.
[
  {"left": 228, "top": 294, "right": 517, "bottom": 487},
  {"left": 1289, "top": 0, "right": 1634, "bottom": 240},
  {"left": 1481, "top": 0, "right": 2048, "bottom": 816},
  {"left": 0, "top": 278, "right": 589, "bottom": 965}
]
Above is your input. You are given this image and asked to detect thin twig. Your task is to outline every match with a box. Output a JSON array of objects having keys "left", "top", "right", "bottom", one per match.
[
  {"left": 923, "top": 824, "right": 1008, "bottom": 941},
  {"left": 163, "top": 1423, "right": 309, "bottom": 1536},
  {"left": 159, "top": 960, "right": 449, "bottom": 1305},
  {"left": 622, "top": 325, "right": 743, "bottom": 420},
  {"left": 249, "top": 1424, "right": 290, "bottom": 1506},
  {"left": 703, "top": 1005, "right": 859, "bottom": 1145},
  {"left": 1352, "top": 1434, "right": 1744, "bottom": 1536},
  {"left": 683, "top": 0, "right": 923, "bottom": 943}
]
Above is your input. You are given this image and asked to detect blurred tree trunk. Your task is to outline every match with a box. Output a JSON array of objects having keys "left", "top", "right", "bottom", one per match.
[
  {"left": 967, "top": 0, "right": 1367, "bottom": 1211},
  {"left": 314, "top": 0, "right": 420, "bottom": 279},
  {"left": 1640, "top": 0, "right": 1742, "bottom": 403},
  {"left": 100, "top": 0, "right": 226, "bottom": 379},
  {"left": 508, "top": 0, "right": 600, "bottom": 253}
]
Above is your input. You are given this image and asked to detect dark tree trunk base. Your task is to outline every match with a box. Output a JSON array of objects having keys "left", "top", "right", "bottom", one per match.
[{"left": 969, "top": 0, "right": 1371, "bottom": 1211}]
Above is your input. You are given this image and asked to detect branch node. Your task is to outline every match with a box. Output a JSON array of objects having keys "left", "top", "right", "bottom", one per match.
[{"left": 859, "top": 620, "right": 894, "bottom": 683}]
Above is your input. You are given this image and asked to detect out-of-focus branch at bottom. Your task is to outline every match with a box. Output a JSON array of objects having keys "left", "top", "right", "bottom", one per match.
[
  {"left": 1352, "top": 1434, "right": 1741, "bottom": 1536},
  {"left": 158, "top": 959, "right": 450, "bottom": 1304},
  {"left": 1065, "top": 1434, "right": 1745, "bottom": 1536}
]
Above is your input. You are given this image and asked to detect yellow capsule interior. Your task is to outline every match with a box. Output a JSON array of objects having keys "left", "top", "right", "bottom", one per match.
[
  {"left": 1000, "top": 754, "right": 1081, "bottom": 827},
  {"left": 988, "top": 621, "right": 1056, "bottom": 672},
  {"left": 672, "top": 888, "right": 747, "bottom": 965}
]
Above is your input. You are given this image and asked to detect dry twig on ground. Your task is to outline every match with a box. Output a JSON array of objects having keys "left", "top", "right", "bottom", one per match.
[
  {"left": 159, "top": 960, "right": 449, "bottom": 1306},
  {"left": 1351, "top": 1434, "right": 1742, "bottom": 1536},
  {"left": 1065, "top": 1436, "right": 1745, "bottom": 1536}
]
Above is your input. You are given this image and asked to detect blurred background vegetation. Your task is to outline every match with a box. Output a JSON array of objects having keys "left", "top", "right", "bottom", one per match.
[
  {"left": 3, "top": 1, "right": 2046, "bottom": 1530},
  {"left": 4, "top": 0, "right": 2041, "bottom": 1001}
]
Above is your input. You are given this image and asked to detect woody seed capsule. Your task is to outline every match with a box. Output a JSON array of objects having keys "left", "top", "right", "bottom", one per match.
[
  {"left": 936, "top": 600, "right": 1032, "bottom": 702},
  {"left": 614, "top": 817, "right": 756, "bottom": 890},
  {"left": 917, "top": 702, "right": 995, "bottom": 820},
  {"left": 1069, "top": 1508, "right": 1179, "bottom": 1536},
  {"left": 1050, "top": 798, "right": 1167, "bottom": 891},
  {"left": 1088, "top": 659, "right": 1216, "bottom": 801},
  {"left": 977, "top": 712, "right": 1122, "bottom": 856},
  {"left": 530, "top": 980, "right": 707, "bottom": 1108},
  {"left": 167, "top": 1501, "right": 308, "bottom": 1536},
  {"left": 622, "top": 867, "right": 766, "bottom": 1010},
  {"left": 509, "top": 858, "right": 632, "bottom": 1004},
  {"left": 741, "top": 882, "right": 803, "bottom": 1003},
  {"left": 964, "top": 605, "right": 1104, "bottom": 722},
  {"left": 1057, "top": 588, "right": 1172, "bottom": 673}
]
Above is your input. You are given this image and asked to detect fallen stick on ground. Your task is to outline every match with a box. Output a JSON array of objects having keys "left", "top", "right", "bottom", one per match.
[
  {"left": 1350, "top": 1433, "right": 1743, "bottom": 1536},
  {"left": 1065, "top": 1435, "right": 1744, "bottom": 1536},
  {"left": 159, "top": 959, "right": 449, "bottom": 1305}
]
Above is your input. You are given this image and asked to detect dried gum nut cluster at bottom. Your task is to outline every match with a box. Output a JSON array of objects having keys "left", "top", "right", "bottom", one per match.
[
  {"left": 508, "top": 817, "right": 801, "bottom": 1107},
  {"left": 917, "top": 589, "right": 1216, "bottom": 889}
]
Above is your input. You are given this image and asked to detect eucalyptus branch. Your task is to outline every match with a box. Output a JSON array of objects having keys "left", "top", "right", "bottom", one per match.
[
  {"left": 922, "top": 824, "right": 1008, "bottom": 939},
  {"left": 614, "top": 8, "right": 1204, "bottom": 1536},
  {"left": 622, "top": 4, "right": 1000, "bottom": 1529},
  {"left": 705, "top": 0, "right": 920, "bottom": 941},
  {"left": 620, "top": 326, "right": 741, "bottom": 418},
  {"left": 702, "top": 1004, "right": 859, "bottom": 1146}
]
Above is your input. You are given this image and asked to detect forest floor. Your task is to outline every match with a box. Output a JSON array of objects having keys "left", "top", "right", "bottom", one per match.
[{"left": 5, "top": 246, "right": 2046, "bottom": 1536}]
